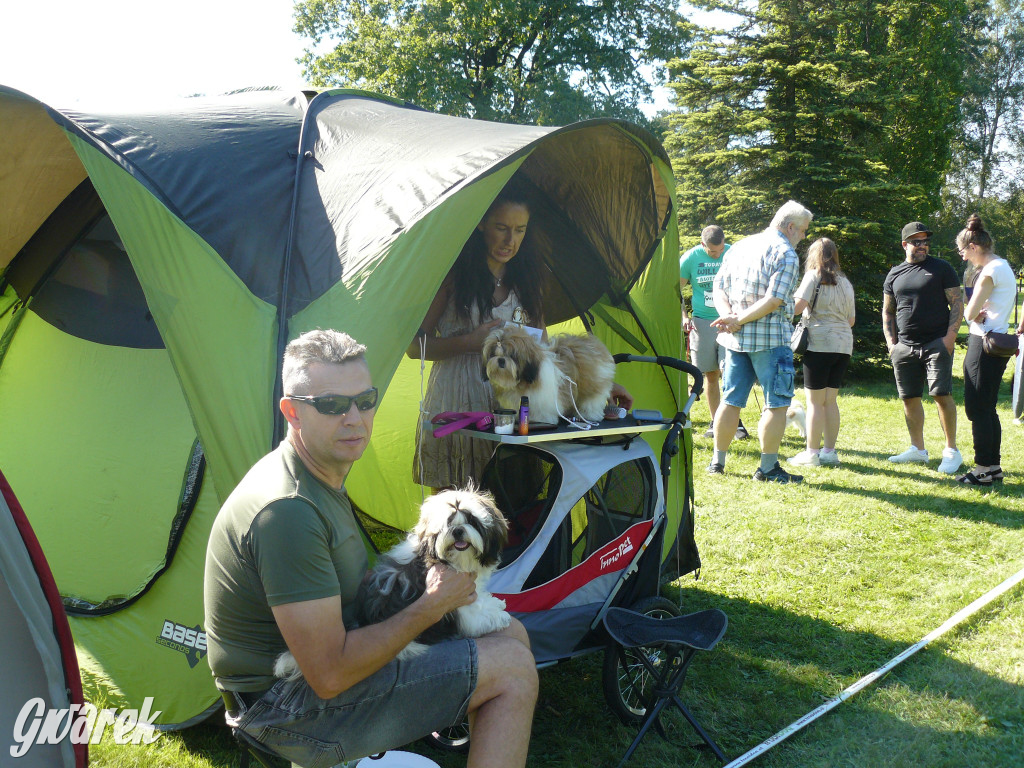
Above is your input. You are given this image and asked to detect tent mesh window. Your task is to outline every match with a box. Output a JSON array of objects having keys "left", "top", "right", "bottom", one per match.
[
  {"left": 10, "top": 181, "right": 163, "bottom": 349},
  {"left": 30, "top": 213, "right": 162, "bottom": 348}
]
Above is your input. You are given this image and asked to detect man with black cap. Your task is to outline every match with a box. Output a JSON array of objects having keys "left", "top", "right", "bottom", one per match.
[{"left": 882, "top": 222, "right": 964, "bottom": 473}]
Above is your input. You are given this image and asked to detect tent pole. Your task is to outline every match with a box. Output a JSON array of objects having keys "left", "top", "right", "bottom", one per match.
[{"left": 273, "top": 100, "right": 321, "bottom": 448}]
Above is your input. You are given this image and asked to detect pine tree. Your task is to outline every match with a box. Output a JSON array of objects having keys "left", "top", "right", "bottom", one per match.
[{"left": 663, "top": 0, "right": 981, "bottom": 361}]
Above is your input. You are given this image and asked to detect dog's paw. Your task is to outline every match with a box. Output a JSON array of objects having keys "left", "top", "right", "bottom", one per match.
[
  {"left": 478, "top": 603, "right": 512, "bottom": 634},
  {"left": 473, "top": 609, "right": 512, "bottom": 637}
]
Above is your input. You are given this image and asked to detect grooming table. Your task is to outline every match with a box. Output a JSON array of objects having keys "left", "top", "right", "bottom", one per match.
[{"left": 451, "top": 415, "right": 680, "bottom": 444}]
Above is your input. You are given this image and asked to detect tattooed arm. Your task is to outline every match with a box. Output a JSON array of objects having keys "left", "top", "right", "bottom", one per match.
[
  {"left": 882, "top": 293, "right": 898, "bottom": 352},
  {"left": 943, "top": 286, "right": 964, "bottom": 354}
]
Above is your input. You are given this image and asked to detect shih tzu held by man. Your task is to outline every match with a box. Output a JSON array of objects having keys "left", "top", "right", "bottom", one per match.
[{"left": 275, "top": 485, "right": 512, "bottom": 675}]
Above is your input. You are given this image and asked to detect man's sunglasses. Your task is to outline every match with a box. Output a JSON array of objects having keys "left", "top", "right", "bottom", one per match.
[
  {"left": 907, "top": 238, "right": 931, "bottom": 246},
  {"left": 288, "top": 388, "right": 379, "bottom": 415}
]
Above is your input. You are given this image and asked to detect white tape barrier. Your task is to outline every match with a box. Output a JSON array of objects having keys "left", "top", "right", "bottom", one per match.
[{"left": 722, "top": 562, "right": 1024, "bottom": 768}]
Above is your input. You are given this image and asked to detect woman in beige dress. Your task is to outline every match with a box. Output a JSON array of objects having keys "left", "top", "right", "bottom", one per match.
[{"left": 408, "top": 191, "right": 545, "bottom": 490}]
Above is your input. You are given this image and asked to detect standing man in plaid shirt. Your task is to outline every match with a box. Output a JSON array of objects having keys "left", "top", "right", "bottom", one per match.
[{"left": 708, "top": 201, "right": 813, "bottom": 483}]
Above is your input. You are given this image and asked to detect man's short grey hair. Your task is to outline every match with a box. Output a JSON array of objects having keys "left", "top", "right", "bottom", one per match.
[
  {"left": 770, "top": 200, "right": 813, "bottom": 230},
  {"left": 283, "top": 329, "right": 367, "bottom": 395},
  {"left": 701, "top": 225, "right": 725, "bottom": 246}
]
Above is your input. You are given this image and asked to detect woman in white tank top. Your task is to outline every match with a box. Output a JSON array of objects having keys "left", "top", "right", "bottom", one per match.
[{"left": 956, "top": 214, "right": 1016, "bottom": 485}]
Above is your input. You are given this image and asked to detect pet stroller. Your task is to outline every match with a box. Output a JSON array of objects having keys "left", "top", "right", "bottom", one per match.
[{"left": 432, "top": 354, "right": 704, "bottom": 749}]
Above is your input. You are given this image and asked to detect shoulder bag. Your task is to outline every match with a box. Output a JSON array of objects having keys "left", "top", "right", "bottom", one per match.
[
  {"left": 981, "top": 330, "right": 1020, "bottom": 358},
  {"left": 790, "top": 282, "right": 821, "bottom": 354}
]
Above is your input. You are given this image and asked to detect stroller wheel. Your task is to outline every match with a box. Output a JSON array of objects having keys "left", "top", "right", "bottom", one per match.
[
  {"left": 423, "top": 719, "right": 471, "bottom": 753},
  {"left": 602, "top": 596, "right": 682, "bottom": 724}
]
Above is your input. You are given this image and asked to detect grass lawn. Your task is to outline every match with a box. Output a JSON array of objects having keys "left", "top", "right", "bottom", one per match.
[{"left": 86, "top": 345, "right": 1024, "bottom": 768}]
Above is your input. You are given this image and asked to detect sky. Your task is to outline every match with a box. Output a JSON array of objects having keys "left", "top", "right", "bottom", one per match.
[
  {"left": 0, "top": 2, "right": 722, "bottom": 114},
  {"left": 1, "top": 1, "right": 309, "bottom": 109}
]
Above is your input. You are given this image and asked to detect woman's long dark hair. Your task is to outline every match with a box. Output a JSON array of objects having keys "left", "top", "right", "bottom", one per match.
[
  {"left": 806, "top": 237, "right": 843, "bottom": 286},
  {"left": 451, "top": 191, "right": 544, "bottom": 324}
]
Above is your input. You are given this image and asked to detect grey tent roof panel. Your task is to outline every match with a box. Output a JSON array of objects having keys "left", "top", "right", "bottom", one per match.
[{"left": 9, "top": 88, "right": 672, "bottom": 322}]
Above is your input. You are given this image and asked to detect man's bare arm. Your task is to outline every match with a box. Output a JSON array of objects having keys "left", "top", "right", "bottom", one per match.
[
  {"left": 945, "top": 286, "right": 964, "bottom": 336},
  {"left": 712, "top": 284, "right": 732, "bottom": 320},
  {"left": 882, "top": 293, "right": 898, "bottom": 350},
  {"left": 272, "top": 565, "right": 476, "bottom": 699},
  {"left": 679, "top": 277, "right": 692, "bottom": 331},
  {"left": 943, "top": 286, "right": 964, "bottom": 353}
]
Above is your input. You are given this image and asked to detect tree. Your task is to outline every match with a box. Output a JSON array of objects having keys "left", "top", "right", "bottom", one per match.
[
  {"left": 948, "top": 0, "right": 1024, "bottom": 203},
  {"left": 292, "top": 0, "right": 691, "bottom": 125},
  {"left": 939, "top": 0, "right": 1024, "bottom": 273},
  {"left": 662, "top": 0, "right": 981, "bottom": 365}
]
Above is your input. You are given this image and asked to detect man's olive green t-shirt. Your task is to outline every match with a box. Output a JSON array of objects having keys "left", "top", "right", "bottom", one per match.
[{"left": 203, "top": 440, "right": 369, "bottom": 692}]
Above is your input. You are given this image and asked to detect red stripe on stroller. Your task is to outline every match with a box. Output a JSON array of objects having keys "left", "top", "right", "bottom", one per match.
[{"left": 495, "top": 520, "right": 654, "bottom": 612}]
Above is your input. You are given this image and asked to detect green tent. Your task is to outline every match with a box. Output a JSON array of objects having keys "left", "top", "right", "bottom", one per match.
[{"left": 0, "top": 85, "right": 698, "bottom": 728}]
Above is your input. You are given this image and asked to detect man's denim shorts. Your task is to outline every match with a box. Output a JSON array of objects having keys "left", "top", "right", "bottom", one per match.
[
  {"left": 890, "top": 338, "right": 953, "bottom": 399},
  {"left": 231, "top": 638, "right": 477, "bottom": 768},
  {"left": 721, "top": 345, "right": 795, "bottom": 410}
]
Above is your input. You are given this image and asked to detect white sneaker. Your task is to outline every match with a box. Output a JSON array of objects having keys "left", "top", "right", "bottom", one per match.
[
  {"left": 937, "top": 447, "right": 963, "bottom": 474},
  {"left": 888, "top": 446, "right": 928, "bottom": 463},
  {"left": 788, "top": 450, "right": 820, "bottom": 466},
  {"left": 818, "top": 450, "right": 840, "bottom": 466}
]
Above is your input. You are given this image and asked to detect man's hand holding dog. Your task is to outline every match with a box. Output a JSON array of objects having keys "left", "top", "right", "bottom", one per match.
[{"left": 423, "top": 564, "right": 478, "bottom": 616}]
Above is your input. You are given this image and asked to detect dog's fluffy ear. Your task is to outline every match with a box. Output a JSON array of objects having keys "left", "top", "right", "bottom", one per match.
[
  {"left": 520, "top": 359, "right": 539, "bottom": 384},
  {"left": 413, "top": 531, "right": 440, "bottom": 566},
  {"left": 481, "top": 330, "right": 501, "bottom": 381}
]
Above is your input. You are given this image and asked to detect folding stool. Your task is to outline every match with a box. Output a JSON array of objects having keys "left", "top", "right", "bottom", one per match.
[{"left": 603, "top": 606, "right": 728, "bottom": 766}]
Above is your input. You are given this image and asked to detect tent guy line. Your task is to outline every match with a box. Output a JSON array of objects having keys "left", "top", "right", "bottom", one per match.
[{"left": 721, "top": 562, "right": 1024, "bottom": 768}]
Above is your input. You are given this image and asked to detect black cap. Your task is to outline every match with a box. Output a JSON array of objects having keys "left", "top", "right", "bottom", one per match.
[{"left": 901, "top": 221, "right": 932, "bottom": 241}]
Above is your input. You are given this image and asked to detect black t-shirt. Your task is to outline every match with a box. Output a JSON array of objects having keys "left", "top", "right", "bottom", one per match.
[{"left": 883, "top": 256, "right": 960, "bottom": 345}]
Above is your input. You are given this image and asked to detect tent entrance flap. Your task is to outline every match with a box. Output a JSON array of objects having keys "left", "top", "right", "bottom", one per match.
[{"left": 63, "top": 441, "right": 206, "bottom": 616}]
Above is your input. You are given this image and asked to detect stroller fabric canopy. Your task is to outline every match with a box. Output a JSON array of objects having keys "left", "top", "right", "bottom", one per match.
[{"left": 0, "top": 84, "right": 694, "bottom": 727}]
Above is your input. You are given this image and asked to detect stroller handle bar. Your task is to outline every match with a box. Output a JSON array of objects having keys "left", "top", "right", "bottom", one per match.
[
  {"left": 611, "top": 354, "right": 700, "bottom": 562},
  {"left": 612, "top": 354, "right": 704, "bottom": 419}
]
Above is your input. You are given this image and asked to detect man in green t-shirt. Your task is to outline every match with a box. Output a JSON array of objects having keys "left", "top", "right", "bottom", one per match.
[
  {"left": 680, "top": 225, "right": 748, "bottom": 439},
  {"left": 204, "top": 329, "right": 536, "bottom": 766}
]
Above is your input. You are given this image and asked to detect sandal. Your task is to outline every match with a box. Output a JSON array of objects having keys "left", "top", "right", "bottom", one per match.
[{"left": 956, "top": 469, "right": 994, "bottom": 486}]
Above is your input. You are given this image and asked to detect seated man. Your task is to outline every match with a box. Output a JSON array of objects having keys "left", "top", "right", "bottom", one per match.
[{"left": 204, "top": 329, "right": 537, "bottom": 767}]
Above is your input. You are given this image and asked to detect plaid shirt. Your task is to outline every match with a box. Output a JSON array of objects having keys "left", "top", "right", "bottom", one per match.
[{"left": 713, "top": 227, "right": 800, "bottom": 352}]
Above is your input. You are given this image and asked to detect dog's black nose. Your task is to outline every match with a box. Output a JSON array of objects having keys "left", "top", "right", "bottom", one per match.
[{"left": 497, "top": 359, "right": 505, "bottom": 368}]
